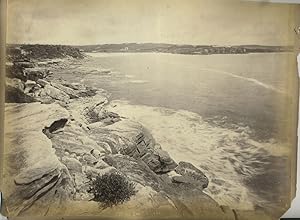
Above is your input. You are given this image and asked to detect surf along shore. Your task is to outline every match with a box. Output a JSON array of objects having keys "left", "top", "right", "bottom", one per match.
[{"left": 2, "top": 44, "right": 277, "bottom": 219}]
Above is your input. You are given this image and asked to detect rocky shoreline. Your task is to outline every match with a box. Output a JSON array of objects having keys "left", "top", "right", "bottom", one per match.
[{"left": 3, "top": 45, "right": 273, "bottom": 219}]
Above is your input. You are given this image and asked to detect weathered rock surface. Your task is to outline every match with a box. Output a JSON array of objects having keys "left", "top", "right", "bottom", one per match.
[
  {"left": 39, "top": 84, "right": 70, "bottom": 103},
  {"left": 5, "top": 85, "right": 36, "bottom": 103},
  {"left": 51, "top": 81, "right": 79, "bottom": 99},
  {"left": 3, "top": 103, "right": 73, "bottom": 216},
  {"left": 174, "top": 161, "right": 209, "bottom": 189},
  {"left": 103, "top": 154, "right": 163, "bottom": 190},
  {"left": 6, "top": 77, "right": 24, "bottom": 91},
  {"left": 23, "top": 67, "right": 50, "bottom": 81},
  {"left": 62, "top": 156, "right": 83, "bottom": 174},
  {"left": 14, "top": 61, "right": 35, "bottom": 69},
  {"left": 66, "top": 91, "right": 109, "bottom": 127},
  {"left": 88, "top": 119, "right": 178, "bottom": 173},
  {"left": 24, "top": 80, "right": 37, "bottom": 93},
  {"left": 100, "top": 154, "right": 231, "bottom": 219},
  {"left": 50, "top": 120, "right": 108, "bottom": 157},
  {"left": 36, "top": 79, "right": 50, "bottom": 87}
]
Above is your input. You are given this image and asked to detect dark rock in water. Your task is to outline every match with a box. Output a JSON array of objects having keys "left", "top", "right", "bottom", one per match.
[
  {"left": 5, "top": 85, "right": 36, "bottom": 103},
  {"left": 175, "top": 161, "right": 209, "bottom": 189}
]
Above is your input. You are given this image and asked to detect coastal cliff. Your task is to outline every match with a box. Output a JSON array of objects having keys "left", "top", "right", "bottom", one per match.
[{"left": 3, "top": 45, "right": 273, "bottom": 219}]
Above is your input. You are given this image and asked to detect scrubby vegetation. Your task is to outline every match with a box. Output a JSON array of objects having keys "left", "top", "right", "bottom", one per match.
[
  {"left": 89, "top": 172, "right": 137, "bottom": 207},
  {"left": 7, "top": 44, "right": 84, "bottom": 60}
]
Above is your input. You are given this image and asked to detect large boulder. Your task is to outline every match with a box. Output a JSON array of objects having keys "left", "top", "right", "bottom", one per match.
[
  {"left": 5, "top": 85, "right": 36, "bottom": 103},
  {"left": 65, "top": 83, "right": 98, "bottom": 97},
  {"left": 51, "top": 82, "right": 79, "bottom": 99},
  {"left": 36, "top": 79, "right": 50, "bottom": 87},
  {"left": 174, "top": 161, "right": 209, "bottom": 189},
  {"left": 39, "top": 84, "right": 70, "bottom": 103},
  {"left": 6, "top": 77, "right": 24, "bottom": 91},
  {"left": 23, "top": 67, "right": 50, "bottom": 81},
  {"left": 88, "top": 120, "right": 178, "bottom": 173},
  {"left": 86, "top": 110, "right": 121, "bottom": 126},
  {"left": 51, "top": 80, "right": 99, "bottom": 98},
  {"left": 6, "top": 64, "right": 26, "bottom": 81},
  {"left": 24, "top": 80, "right": 38, "bottom": 94}
]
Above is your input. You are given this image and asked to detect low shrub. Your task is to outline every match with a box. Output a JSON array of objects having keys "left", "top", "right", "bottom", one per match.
[{"left": 90, "top": 172, "right": 137, "bottom": 207}]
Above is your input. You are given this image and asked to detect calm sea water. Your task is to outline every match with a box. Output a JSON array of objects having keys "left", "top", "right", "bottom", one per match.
[
  {"left": 56, "top": 52, "right": 292, "bottom": 211},
  {"left": 82, "top": 52, "right": 290, "bottom": 141}
]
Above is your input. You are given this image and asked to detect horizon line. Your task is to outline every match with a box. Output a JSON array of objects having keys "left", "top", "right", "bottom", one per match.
[{"left": 6, "top": 42, "right": 293, "bottom": 47}]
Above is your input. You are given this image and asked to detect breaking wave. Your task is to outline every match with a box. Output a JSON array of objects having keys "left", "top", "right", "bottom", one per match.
[{"left": 106, "top": 100, "right": 289, "bottom": 210}]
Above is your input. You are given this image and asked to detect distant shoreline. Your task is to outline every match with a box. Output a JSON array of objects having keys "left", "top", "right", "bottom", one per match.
[
  {"left": 7, "top": 43, "right": 293, "bottom": 55},
  {"left": 77, "top": 43, "right": 293, "bottom": 55}
]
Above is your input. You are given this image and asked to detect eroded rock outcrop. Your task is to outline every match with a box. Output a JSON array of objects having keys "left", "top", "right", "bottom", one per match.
[
  {"left": 88, "top": 119, "right": 178, "bottom": 173},
  {"left": 173, "top": 161, "right": 209, "bottom": 189},
  {"left": 3, "top": 103, "right": 73, "bottom": 216}
]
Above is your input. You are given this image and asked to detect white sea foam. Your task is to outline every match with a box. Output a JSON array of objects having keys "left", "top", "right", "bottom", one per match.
[{"left": 106, "top": 100, "right": 289, "bottom": 210}]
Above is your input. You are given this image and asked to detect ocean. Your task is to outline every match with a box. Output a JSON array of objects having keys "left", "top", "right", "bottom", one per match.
[{"left": 57, "top": 52, "right": 293, "bottom": 211}]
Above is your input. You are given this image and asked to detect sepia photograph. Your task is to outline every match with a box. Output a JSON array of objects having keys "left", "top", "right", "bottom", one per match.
[{"left": 1, "top": 0, "right": 299, "bottom": 219}]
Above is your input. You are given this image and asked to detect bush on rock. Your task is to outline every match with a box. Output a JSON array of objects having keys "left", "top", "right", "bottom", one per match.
[{"left": 90, "top": 172, "right": 137, "bottom": 207}]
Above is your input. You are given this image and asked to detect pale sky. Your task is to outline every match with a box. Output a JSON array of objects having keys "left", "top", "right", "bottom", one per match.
[{"left": 7, "top": 0, "right": 297, "bottom": 45}]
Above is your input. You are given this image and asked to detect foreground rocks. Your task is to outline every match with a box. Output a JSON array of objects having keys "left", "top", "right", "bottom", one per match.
[
  {"left": 3, "top": 96, "right": 274, "bottom": 219},
  {"left": 3, "top": 102, "right": 216, "bottom": 217},
  {"left": 3, "top": 103, "right": 73, "bottom": 216}
]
